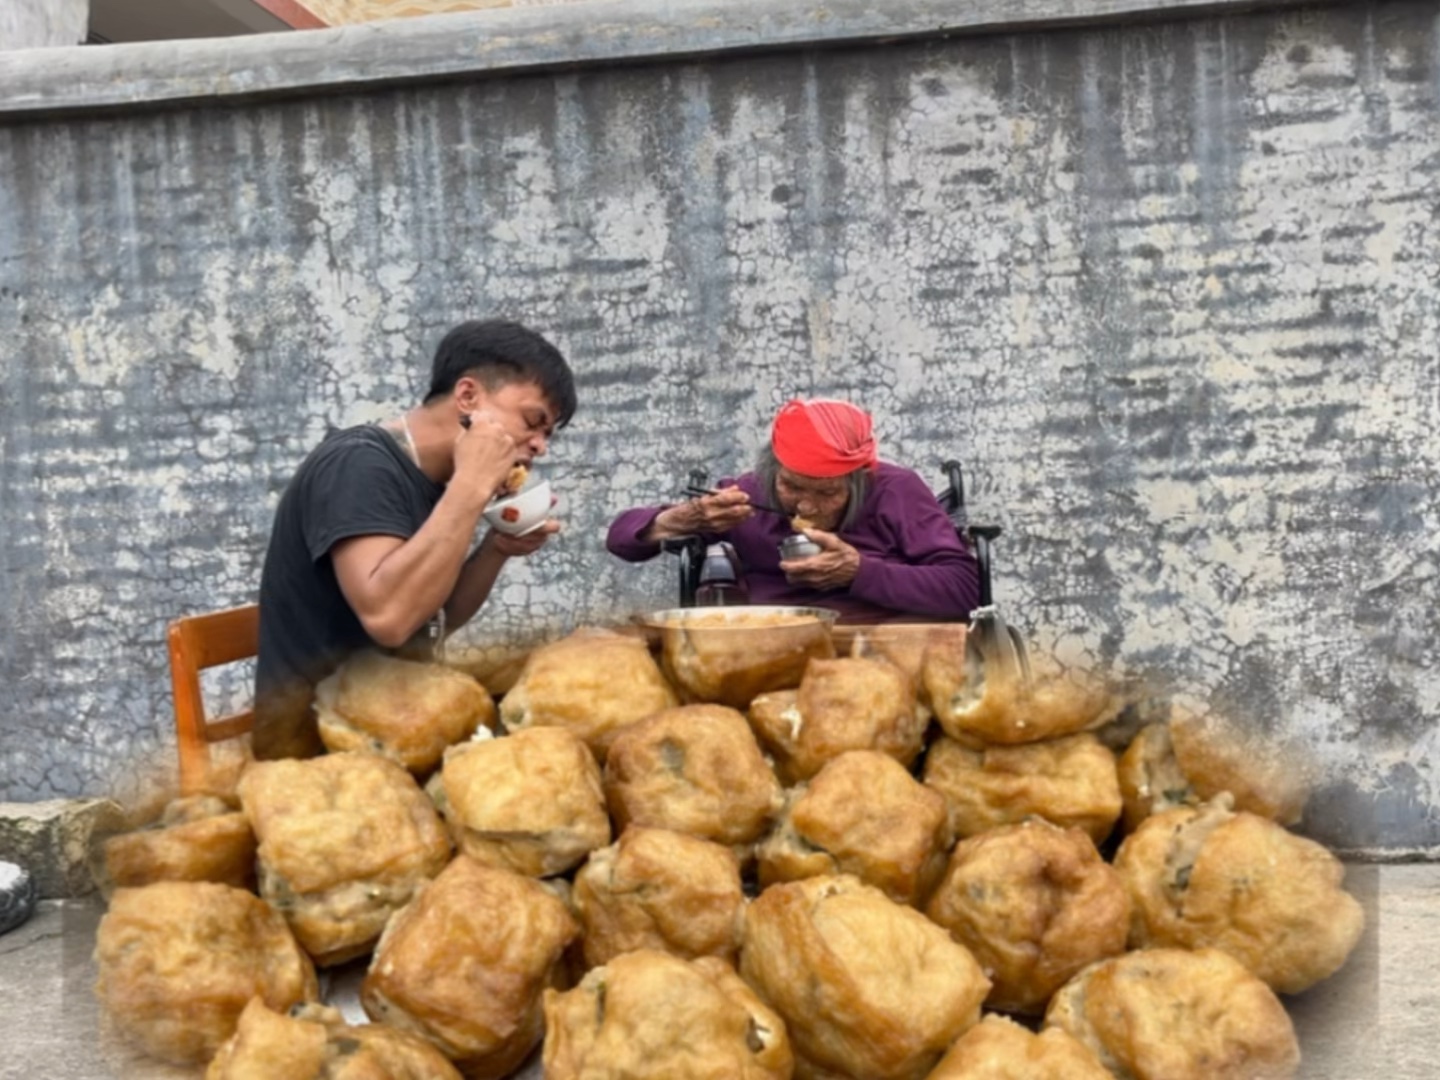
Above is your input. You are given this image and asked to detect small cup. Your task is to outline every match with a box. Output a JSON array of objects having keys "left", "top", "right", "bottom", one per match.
[
  {"left": 779, "top": 534, "right": 822, "bottom": 561},
  {"left": 483, "top": 479, "right": 552, "bottom": 536}
]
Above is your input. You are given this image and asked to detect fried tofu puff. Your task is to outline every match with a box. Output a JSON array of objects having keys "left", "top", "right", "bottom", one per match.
[
  {"left": 544, "top": 950, "right": 792, "bottom": 1079},
  {"left": 741, "top": 875, "right": 990, "bottom": 1080},
  {"left": 657, "top": 609, "right": 836, "bottom": 710},
  {"left": 362, "top": 857, "right": 580, "bottom": 1079},
  {"left": 924, "top": 820, "right": 1130, "bottom": 1015},
  {"left": 603, "top": 704, "right": 783, "bottom": 851},
  {"left": 438, "top": 726, "right": 610, "bottom": 877},
  {"left": 922, "top": 733, "right": 1122, "bottom": 845},
  {"left": 748, "top": 658, "right": 927, "bottom": 787},
  {"left": 238, "top": 753, "right": 452, "bottom": 966},
  {"left": 205, "top": 998, "right": 462, "bottom": 1080},
  {"left": 101, "top": 795, "right": 257, "bottom": 894},
  {"left": 1116, "top": 723, "right": 1198, "bottom": 833},
  {"left": 1168, "top": 708, "right": 1311, "bottom": 825},
  {"left": 315, "top": 650, "right": 497, "bottom": 776},
  {"left": 1044, "top": 947, "right": 1300, "bottom": 1080},
  {"left": 499, "top": 629, "right": 679, "bottom": 761},
  {"left": 922, "top": 640, "right": 1116, "bottom": 747},
  {"left": 94, "top": 881, "right": 318, "bottom": 1066},
  {"left": 573, "top": 826, "right": 745, "bottom": 968},
  {"left": 847, "top": 624, "right": 967, "bottom": 707},
  {"left": 757, "top": 750, "right": 951, "bottom": 907},
  {"left": 1114, "top": 795, "right": 1365, "bottom": 994},
  {"left": 925, "top": 1014, "right": 1110, "bottom": 1079}
]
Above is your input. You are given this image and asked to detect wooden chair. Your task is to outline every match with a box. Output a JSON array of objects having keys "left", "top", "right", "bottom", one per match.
[{"left": 168, "top": 603, "right": 259, "bottom": 795}]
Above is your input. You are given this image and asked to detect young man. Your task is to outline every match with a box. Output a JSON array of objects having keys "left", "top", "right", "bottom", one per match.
[{"left": 253, "top": 319, "right": 577, "bottom": 759}]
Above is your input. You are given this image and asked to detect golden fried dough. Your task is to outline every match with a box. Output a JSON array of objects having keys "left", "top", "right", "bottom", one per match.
[
  {"left": 603, "top": 703, "right": 782, "bottom": 849},
  {"left": 439, "top": 726, "right": 610, "bottom": 877},
  {"left": 94, "top": 881, "right": 318, "bottom": 1066},
  {"left": 922, "top": 733, "right": 1121, "bottom": 844},
  {"left": 654, "top": 608, "right": 836, "bottom": 709},
  {"left": 925, "top": 1014, "right": 1111, "bottom": 1079},
  {"left": 362, "top": 857, "right": 580, "bottom": 1078},
  {"left": 757, "top": 750, "right": 951, "bottom": 906},
  {"left": 1114, "top": 795, "right": 1365, "bottom": 993},
  {"left": 543, "top": 949, "right": 793, "bottom": 1079},
  {"left": 205, "top": 998, "right": 463, "bottom": 1079},
  {"left": 1169, "top": 707, "right": 1311, "bottom": 825},
  {"left": 238, "top": 753, "right": 452, "bottom": 966},
  {"left": 748, "top": 657, "right": 927, "bottom": 786},
  {"left": 101, "top": 795, "right": 256, "bottom": 894},
  {"left": 499, "top": 629, "right": 679, "bottom": 759},
  {"left": 847, "top": 623, "right": 967, "bottom": 705},
  {"left": 923, "top": 640, "right": 1116, "bottom": 746},
  {"left": 573, "top": 826, "right": 745, "bottom": 967},
  {"left": 315, "top": 649, "right": 496, "bottom": 776},
  {"left": 1045, "top": 947, "right": 1300, "bottom": 1079},
  {"left": 924, "top": 820, "right": 1130, "bottom": 1014},
  {"left": 741, "top": 874, "right": 990, "bottom": 1080},
  {"left": 1116, "top": 722, "right": 1197, "bottom": 833}
]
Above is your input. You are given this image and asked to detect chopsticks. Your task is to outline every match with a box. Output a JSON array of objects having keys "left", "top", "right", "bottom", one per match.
[{"left": 683, "top": 485, "right": 788, "bottom": 516}]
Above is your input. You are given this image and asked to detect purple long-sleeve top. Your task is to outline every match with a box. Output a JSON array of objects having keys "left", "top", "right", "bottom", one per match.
[{"left": 605, "top": 462, "right": 980, "bottom": 623}]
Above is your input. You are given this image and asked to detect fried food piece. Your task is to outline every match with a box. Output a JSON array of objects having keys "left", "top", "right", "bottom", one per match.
[
  {"left": 757, "top": 750, "right": 951, "bottom": 906},
  {"left": 748, "top": 657, "right": 926, "bottom": 786},
  {"left": 1114, "top": 795, "right": 1365, "bottom": 993},
  {"left": 101, "top": 795, "right": 256, "bottom": 894},
  {"left": 544, "top": 949, "right": 793, "bottom": 1079},
  {"left": 1116, "top": 722, "right": 1198, "bottom": 833},
  {"left": 926, "top": 1014, "right": 1111, "bottom": 1079},
  {"left": 790, "top": 514, "right": 815, "bottom": 532},
  {"left": 1169, "top": 707, "right": 1311, "bottom": 825},
  {"left": 923, "top": 640, "right": 1117, "bottom": 746},
  {"left": 205, "top": 998, "right": 463, "bottom": 1079},
  {"left": 499, "top": 629, "right": 679, "bottom": 760},
  {"left": 94, "top": 881, "right": 318, "bottom": 1066},
  {"left": 655, "top": 609, "right": 836, "bottom": 709},
  {"left": 438, "top": 725, "right": 610, "bottom": 877},
  {"left": 505, "top": 463, "right": 529, "bottom": 494},
  {"left": 741, "top": 874, "right": 990, "bottom": 1080},
  {"left": 922, "top": 733, "right": 1122, "bottom": 844},
  {"left": 239, "top": 753, "right": 452, "bottom": 966},
  {"left": 603, "top": 704, "right": 782, "bottom": 850},
  {"left": 573, "top": 826, "right": 745, "bottom": 968},
  {"left": 847, "top": 623, "right": 967, "bottom": 706},
  {"left": 1045, "top": 947, "right": 1300, "bottom": 1079},
  {"left": 315, "top": 649, "right": 497, "bottom": 776},
  {"left": 362, "top": 857, "right": 580, "bottom": 1079},
  {"left": 924, "top": 820, "right": 1130, "bottom": 1014}
]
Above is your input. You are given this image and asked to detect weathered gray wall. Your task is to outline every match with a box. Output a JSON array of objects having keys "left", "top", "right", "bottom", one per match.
[
  {"left": 0, "top": 0, "right": 88, "bottom": 50},
  {"left": 0, "top": 0, "right": 1434, "bottom": 853}
]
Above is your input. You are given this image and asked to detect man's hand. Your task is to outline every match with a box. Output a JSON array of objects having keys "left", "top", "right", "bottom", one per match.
[
  {"left": 485, "top": 518, "right": 560, "bottom": 558},
  {"left": 452, "top": 408, "right": 519, "bottom": 509},
  {"left": 646, "top": 485, "right": 754, "bottom": 541},
  {"left": 780, "top": 528, "right": 860, "bottom": 589}
]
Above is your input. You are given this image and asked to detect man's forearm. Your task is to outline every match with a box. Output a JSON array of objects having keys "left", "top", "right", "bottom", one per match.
[{"left": 443, "top": 538, "right": 508, "bottom": 630}]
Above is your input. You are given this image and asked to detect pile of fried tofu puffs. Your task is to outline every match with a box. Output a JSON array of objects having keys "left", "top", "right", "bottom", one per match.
[{"left": 92, "top": 616, "right": 1364, "bottom": 1079}]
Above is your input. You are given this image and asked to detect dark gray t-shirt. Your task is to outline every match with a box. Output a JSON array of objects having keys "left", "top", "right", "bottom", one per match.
[{"left": 253, "top": 424, "right": 442, "bottom": 758}]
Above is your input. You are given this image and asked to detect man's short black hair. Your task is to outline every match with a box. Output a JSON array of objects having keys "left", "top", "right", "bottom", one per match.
[{"left": 425, "top": 319, "right": 577, "bottom": 427}]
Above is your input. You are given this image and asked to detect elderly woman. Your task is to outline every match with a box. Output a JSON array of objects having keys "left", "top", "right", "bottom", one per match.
[{"left": 605, "top": 399, "right": 980, "bottom": 623}]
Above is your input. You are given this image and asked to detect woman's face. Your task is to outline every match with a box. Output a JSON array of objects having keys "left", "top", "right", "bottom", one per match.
[{"left": 775, "top": 468, "right": 849, "bottom": 531}]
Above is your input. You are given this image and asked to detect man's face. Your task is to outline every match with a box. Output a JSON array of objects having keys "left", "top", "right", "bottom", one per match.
[
  {"left": 462, "top": 378, "right": 558, "bottom": 463},
  {"left": 775, "top": 467, "right": 849, "bottom": 531}
]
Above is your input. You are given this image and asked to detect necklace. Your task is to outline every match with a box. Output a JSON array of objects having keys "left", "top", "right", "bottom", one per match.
[{"left": 399, "top": 411, "right": 420, "bottom": 466}]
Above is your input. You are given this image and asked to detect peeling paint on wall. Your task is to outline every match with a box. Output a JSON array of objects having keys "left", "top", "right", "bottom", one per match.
[{"left": 0, "top": 1, "right": 1435, "bottom": 852}]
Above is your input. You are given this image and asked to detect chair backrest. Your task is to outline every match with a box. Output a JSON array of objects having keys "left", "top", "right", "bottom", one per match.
[{"left": 168, "top": 603, "right": 259, "bottom": 794}]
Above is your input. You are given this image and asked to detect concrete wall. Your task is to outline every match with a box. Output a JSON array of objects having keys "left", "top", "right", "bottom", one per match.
[
  {"left": 0, "top": 0, "right": 88, "bottom": 49},
  {"left": 0, "top": 0, "right": 1434, "bottom": 854}
]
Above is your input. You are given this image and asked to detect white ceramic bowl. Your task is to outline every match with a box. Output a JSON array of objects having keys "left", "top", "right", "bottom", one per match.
[{"left": 483, "top": 478, "right": 552, "bottom": 536}]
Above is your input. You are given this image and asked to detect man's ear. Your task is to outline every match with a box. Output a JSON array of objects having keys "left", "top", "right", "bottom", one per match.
[{"left": 453, "top": 374, "right": 485, "bottom": 415}]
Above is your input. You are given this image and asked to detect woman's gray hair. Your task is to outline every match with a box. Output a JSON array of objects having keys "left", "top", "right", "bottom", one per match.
[{"left": 755, "top": 444, "right": 871, "bottom": 532}]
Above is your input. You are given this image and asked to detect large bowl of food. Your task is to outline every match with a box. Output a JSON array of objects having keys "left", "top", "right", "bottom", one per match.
[{"left": 640, "top": 605, "right": 838, "bottom": 709}]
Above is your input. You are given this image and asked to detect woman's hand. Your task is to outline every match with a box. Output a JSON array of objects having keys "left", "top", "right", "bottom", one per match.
[
  {"left": 780, "top": 529, "right": 860, "bottom": 589},
  {"left": 645, "top": 485, "right": 754, "bottom": 541}
]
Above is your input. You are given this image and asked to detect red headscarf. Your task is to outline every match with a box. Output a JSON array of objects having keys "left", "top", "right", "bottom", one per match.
[{"left": 770, "top": 399, "right": 878, "bottom": 478}]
